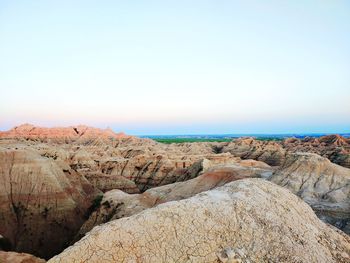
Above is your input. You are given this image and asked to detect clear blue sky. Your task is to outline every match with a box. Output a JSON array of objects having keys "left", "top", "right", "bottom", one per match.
[{"left": 0, "top": 1, "right": 349, "bottom": 135}]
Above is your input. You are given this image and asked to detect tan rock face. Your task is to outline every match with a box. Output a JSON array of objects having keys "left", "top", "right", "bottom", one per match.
[
  {"left": 0, "top": 123, "right": 130, "bottom": 143},
  {"left": 282, "top": 135, "right": 350, "bottom": 168},
  {"left": 0, "top": 251, "right": 45, "bottom": 263},
  {"left": 0, "top": 125, "right": 234, "bottom": 192},
  {"left": 49, "top": 179, "right": 350, "bottom": 263},
  {"left": 0, "top": 125, "right": 244, "bottom": 258},
  {"left": 0, "top": 149, "right": 98, "bottom": 259},
  {"left": 270, "top": 152, "right": 350, "bottom": 234},
  {"left": 271, "top": 153, "right": 350, "bottom": 203},
  {"left": 84, "top": 172, "right": 140, "bottom": 193},
  {"left": 59, "top": 143, "right": 239, "bottom": 192},
  {"left": 1, "top": 124, "right": 350, "bottom": 260},
  {"left": 77, "top": 162, "right": 273, "bottom": 237},
  {"left": 99, "top": 153, "right": 203, "bottom": 191},
  {"left": 222, "top": 137, "right": 287, "bottom": 166},
  {"left": 221, "top": 135, "right": 350, "bottom": 169}
]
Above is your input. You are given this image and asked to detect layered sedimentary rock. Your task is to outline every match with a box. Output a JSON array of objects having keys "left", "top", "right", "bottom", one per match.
[
  {"left": 84, "top": 172, "right": 140, "bottom": 193},
  {"left": 42, "top": 140, "right": 239, "bottom": 192},
  {"left": 1, "top": 124, "right": 350, "bottom": 261},
  {"left": 270, "top": 152, "right": 350, "bottom": 234},
  {"left": 97, "top": 153, "right": 203, "bottom": 191},
  {"left": 0, "top": 123, "right": 129, "bottom": 143},
  {"left": 0, "top": 125, "right": 236, "bottom": 191},
  {"left": 78, "top": 161, "right": 273, "bottom": 237},
  {"left": 222, "top": 137, "right": 287, "bottom": 166},
  {"left": 50, "top": 179, "right": 350, "bottom": 263},
  {"left": 0, "top": 125, "right": 245, "bottom": 258},
  {"left": 0, "top": 149, "right": 98, "bottom": 259},
  {"left": 282, "top": 135, "right": 350, "bottom": 168},
  {"left": 221, "top": 135, "right": 350, "bottom": 168}
]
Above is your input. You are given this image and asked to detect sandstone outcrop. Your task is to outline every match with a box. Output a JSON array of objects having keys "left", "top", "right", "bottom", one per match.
[
  {"left": 270, "top": 152, "right": 350, "bottom": 234},
  {"left": 0, "top": 251, "right": 45, "bottom": 263},
  {"left": 222, "top": 137, "right": 286, "bottom": 166},
  {"left": 282, "top": 135, "right": 350, "bottom": 168},
  {"left": 50, "top": 179, "right": 350, "bottom": 263},
  {"left": 0, "top": 149, "right": 99, "bottom": 259},
  {"left": 56, "top": 143, "right": 240, "bottom": 192},
  {"left": 0, "top": 126, "right": 246, "bottom": 258},
  {"left": 220, "top": 135, "right": 350, "bottom": 169},
  {"left": 77, "top": 162, "right": 273, "bottom": 237},
  {"left": 1, "top": 124, "right": 350, "bottom": 260},
  {"left": 84, "top": 172, "right": 140, "bottom": 193},
  {"left": 0, "top": 123, "right": 130, "bottom": 144},
  {"left": 97, "top": 153, "right": 203, "bottom": 191}
]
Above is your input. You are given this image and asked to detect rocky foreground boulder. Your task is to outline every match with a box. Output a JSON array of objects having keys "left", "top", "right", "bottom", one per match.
[
  {"left": 50, "top": 179, "right": 350, "bottom": 263},
  {"left": 270, "top": 152, "right": 350, "bottom": 234}
]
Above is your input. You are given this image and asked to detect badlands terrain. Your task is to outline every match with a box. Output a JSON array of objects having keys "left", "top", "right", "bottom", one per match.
[{"left": 0, "top": 124, "right": 349, "bottom": 262}]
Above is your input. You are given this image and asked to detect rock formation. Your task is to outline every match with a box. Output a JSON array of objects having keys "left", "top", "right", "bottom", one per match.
[
  {"left": 220, "top": 135, "right": 350, "bottom": 169},
  {"left": 49, "top": 179, "right": 350, "bottom": 263},
  {"left": 0, "top": 251, "right": 45, "bottom": 263},
  {"left": 270, "top": 152, "right": 350, "bottom": 234},
  {"left": 77, "top": 161, "right": 273, "bottom": 237},
  {"left": 222, "top": 137, "right": 286, "bottom": 166},
  {"left": 0, "top": 123, "right": 129, "bottom": 143},
  {"left": 0, "top": 125, "right": 244, "bottom": 258},
  {"left": 1, "top": 124, "right": 350, "bottom": 261},
  {"left": 282, "top": 135, "right": 350, "bottom": 168},
  {"left": 0, "top": 148, "right": 98, "bottom": 259},
  {"left": 83, "top": 172, "right": 140, "bottom": 193}
]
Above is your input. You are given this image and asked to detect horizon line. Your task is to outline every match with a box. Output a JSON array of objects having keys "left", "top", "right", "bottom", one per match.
[{"left": 0, "top": 123, "right": 349, "bottom": 136}]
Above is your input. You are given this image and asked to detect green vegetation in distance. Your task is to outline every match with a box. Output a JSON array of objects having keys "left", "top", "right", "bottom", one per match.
[
  {"left": 153, "top": 137, "right": 283, "bottom": 144},
  {"left": 153, "top": 138, "right": 232, "bottom": 144}
]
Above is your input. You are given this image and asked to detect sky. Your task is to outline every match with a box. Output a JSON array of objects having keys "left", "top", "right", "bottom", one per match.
[{"left": 0, "top": 0, "right": 349, "bottom": 135}]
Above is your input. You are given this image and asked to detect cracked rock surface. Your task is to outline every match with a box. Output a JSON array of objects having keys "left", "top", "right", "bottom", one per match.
[
  {"left": 49, "top": 179, "right": 350, "bottom": 263},
  {"left": 270, "top": 152, "right": 350, "bottom": 234},
  {"left": 77, "top": 162, "right": 273, "bottom": 237}
]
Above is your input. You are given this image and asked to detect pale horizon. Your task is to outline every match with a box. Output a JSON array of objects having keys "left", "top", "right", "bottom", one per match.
[
  {"left": 1, "top": 1, "right": 349, "bottom": 135},
  {"left": 1, "top": 122, "right": 349, "bottom": 136}
]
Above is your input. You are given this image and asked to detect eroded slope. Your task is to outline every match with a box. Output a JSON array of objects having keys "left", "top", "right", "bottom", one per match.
[{"left": 50, "top": 179, "right": 350, "bottom": 263}]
